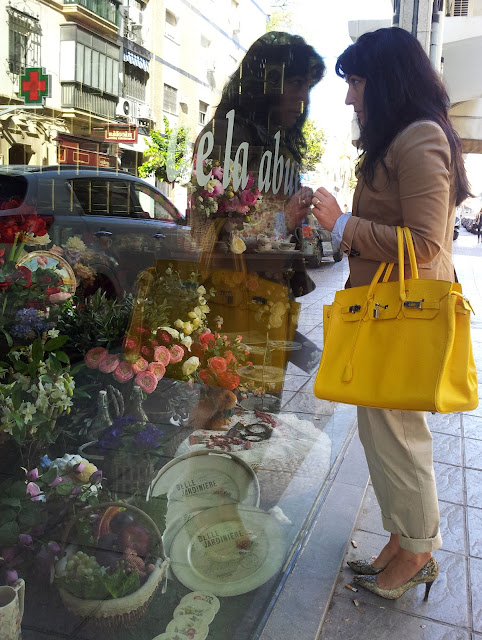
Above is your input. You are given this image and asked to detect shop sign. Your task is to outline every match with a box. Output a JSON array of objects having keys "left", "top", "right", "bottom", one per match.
[
  {"left": 19, "top": 67, "right": 51, "bottom": 105},
  {"left": 104, "top": 125, "right": 138, "bottom": 143},
  {"left": 58, "top": 145, "right": 111, "bottom": 168}
]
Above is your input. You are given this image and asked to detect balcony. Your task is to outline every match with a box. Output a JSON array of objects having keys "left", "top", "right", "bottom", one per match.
[
  {"left": 63, "top": 0, "right": 120, "bottom": 37},
  {"left": 61, "top": 83, "right": 117, "bottom": 119}
]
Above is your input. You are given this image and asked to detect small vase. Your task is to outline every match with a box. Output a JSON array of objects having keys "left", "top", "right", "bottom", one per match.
[
  {"left": 124, "top": 385, "right": 148, "bottom": 423},
  {"left": 89, "top": 390, "right": 113, "bottom": 439}
]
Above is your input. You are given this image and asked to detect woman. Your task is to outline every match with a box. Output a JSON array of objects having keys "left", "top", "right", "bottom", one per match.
[{"left": 311, "top": 28, "right": 472, "bottom": 600}]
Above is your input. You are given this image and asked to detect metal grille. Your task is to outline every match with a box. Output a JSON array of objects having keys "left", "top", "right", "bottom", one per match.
[
  {"left": 453, "top": 0, "right": 469, "bottom": 15},
  {"left": 7, "top": 7, "right": 41, "bottom": 75},
  {"left": 163, "top": 84, "right": 177, "bottom": 114}
]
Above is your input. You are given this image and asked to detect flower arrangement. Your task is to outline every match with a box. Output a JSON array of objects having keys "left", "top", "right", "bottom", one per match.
[
  {"left": 0, "top": 331, "right": 74, "bottom": 447},
  {"left": 190, "top": 321, "right": 251, "bottom": 391},
  {"left": 82, "top": 266, "right": 215, "bottom": 393},
  {"left": 97, "top": 416, "right": 163, "bottom": 455},
  {"left": 189, "top": 158, "right": 260, "bottom": 221},
  {"left": 0, "top": 453, "right": 102, "bottom": 584}
]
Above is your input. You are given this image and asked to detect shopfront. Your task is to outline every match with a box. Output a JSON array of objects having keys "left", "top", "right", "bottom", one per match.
[{"left": 0, "top": 3, "right": 357, "bottom": 640}]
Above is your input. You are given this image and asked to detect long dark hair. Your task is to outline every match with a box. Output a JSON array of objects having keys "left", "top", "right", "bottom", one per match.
[
  {"left": 211, "top": 31, "right": 325, "bottom": 164},
  {"left": 336, "top": 27, "right": 471, "bottom": 205}
]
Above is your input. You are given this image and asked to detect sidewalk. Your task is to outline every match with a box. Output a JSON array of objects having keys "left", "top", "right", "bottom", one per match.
[{"left": 319, "top": 233, "right": 482, "bottom": 640}]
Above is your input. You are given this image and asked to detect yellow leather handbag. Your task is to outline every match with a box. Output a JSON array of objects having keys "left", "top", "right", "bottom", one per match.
[{"left": 313, "top": 227, "right": 478, "bottom": 413}]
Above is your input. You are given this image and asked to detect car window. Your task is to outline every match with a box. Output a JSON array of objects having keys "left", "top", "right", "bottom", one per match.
[
  {"left": 36, "top": 177, "right": 77, "bottom": 214},
  {"left": 0, "top": 175, "right": 28, "bottom": 210},
  {"left": 68, "top": 179, "right": 132, "bottom": 217},
  {"left": 132, "top": 183, "right": 179, "bottom": 221}
]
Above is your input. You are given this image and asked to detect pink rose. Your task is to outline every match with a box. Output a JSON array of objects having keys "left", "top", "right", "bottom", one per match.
[
  {"left": 208, "top": 356, "right": 227, "bottom": 374},
  {"left": 98, "top": 353, "right": 120, "bottom": 374},
  {"left": 49, "top": 292, "right": 72, "bottom": 304},
  {"left": 240, "top": 190, "right": 258, "bottom": 206},
  {"left": 135, "top": 370, "right": 158, "bottom": 394},
  {"left": 169, "top": 344, "right": 185, "bottom": 364},
  {"left": 245, "top": 174, "right": 255, "bottom": 189},
  {"left": 226, "top": 196, "right": 239, "bottom": 212},
  {"left": 124, "top": 336, "right": 139, "bottom": 352},
  {"left": 153, "top": 345, "right": 170, "bottom": 365},
  {"left": 49, "top": 245, "right": 64, "bottom": 256},
  {"left": 113, "top": 360, "right": 134, "bottom": 383},
  {"left": 217, "top": 200, "right": 228, "bottom": 215},
  {"left": 210, "top": 179, "right": 224, "bottom": 196},
  {"left": 85, "top": 347, "right": 108, "bottom": 369},
  {"left": 148, "top": 362, "right": 166, "bottom": 380},
  {"left": 132, "top": 356, "right": 149, "bottom": 373},
  {"left": 235, "top": 204, "right": 250, "bottom": 215}
]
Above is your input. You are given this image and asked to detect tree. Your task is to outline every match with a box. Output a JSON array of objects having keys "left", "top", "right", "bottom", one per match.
[
  {"left": 138, "top": 117, "right": 191, "bottom": 184},
  {"left": 302, "top": 119, "right": 326, "bottom": 171},
  {"left": 266, "top": 0, "right": 293, "bottom": 31}
]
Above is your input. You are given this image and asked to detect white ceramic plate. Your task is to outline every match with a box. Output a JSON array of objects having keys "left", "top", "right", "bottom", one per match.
[
  {"left": 169, "top": 504, "right": 286, "bottom": 596},
  {"left": 147, "top": 449, "right": 260, "bottom": 511}
]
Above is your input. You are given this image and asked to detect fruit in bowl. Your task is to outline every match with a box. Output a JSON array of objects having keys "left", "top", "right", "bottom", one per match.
[{"left": 56, "top": 505, "right": 159, "bottom": 600}]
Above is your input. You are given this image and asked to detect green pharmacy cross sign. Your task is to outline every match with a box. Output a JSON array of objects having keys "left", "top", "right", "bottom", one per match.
[{"left": 19, "top": 67, "right": 51, "bottom": 105}]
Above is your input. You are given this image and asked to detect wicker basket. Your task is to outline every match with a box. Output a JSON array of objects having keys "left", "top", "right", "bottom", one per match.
[{"left": 56, "top": 501, "right": 169, "bottom": 628}]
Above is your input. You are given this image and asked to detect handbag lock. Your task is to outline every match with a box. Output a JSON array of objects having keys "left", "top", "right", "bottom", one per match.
[
  {"left": 403, "top": 299, "right": 424, "bottom": 309},
  {"left": 373, "top": 302, "right": 389, "bottom": 318}
]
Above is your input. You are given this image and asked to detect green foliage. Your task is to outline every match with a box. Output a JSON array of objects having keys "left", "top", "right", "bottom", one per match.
[
  {"left": 138, "top": 117, "right": 191, "bottom": 185},
  {"left": 58, "top": 290, "right": 134, "bottom": 358},
  {"left": 302, "top": 119, "right": 327, "bottom": 171}
]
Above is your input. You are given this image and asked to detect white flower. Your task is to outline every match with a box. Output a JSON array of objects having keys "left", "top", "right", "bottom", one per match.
[
  {"left": 174, "top": 319, "right": 184, "bottom": 329},
  {"left": 182, "top": 322, "right": 194, "bottom": 336},
  {"left": 230, "top": 235, "right": 247, "bottom": 254},
  {"left": 21, "top": 402, "right": 37, "bottom": 423},
  {"left": 182, "top": 356, "right": 200, "bottom": 377},
  {"left": 24, "top": 232, "right": 51, "bottom": 246},
  {"left": 9, "top": 350, "right": 22, "bottom": 361},
  {"left": 160, "top": 326, "right": 180, "bottom": 339},
  {"left": 197, "top": 286, "right": 206, "bottom": 295},
  {"left": 180, "top": 335, "right": 193, "bottom": 349},
  {"left": 47, "top": 329, "right": 60, "bottom": 339}
]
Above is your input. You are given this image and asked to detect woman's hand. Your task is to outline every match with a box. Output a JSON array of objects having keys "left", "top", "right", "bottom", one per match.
[
  {"left": 311, "top": 187, "right": 343, "bottom": 232},
  {"left": 284, "top": 186, "right": 313, "bottom": 232}
]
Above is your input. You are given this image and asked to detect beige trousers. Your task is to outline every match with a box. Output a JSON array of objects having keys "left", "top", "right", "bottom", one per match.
[{"left": 357, "top": 406, "right": 442, "bottom": 553}]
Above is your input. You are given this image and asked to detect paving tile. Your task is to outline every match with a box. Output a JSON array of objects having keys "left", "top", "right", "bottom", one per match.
[
  {"left": 339, "top": 547, "right": 469, "bottom": 628},
  {"left": 355, "top": 484, "right": 387, "bottom": 537},
  {"left": 466, "top": 468, "right": 482, "bottom": 509},
  {"left": 471, "top": 556, "right": 482, "bottom": 632},
  {"left": 432, "top": 432, "right": 463, "bottom": 466},
  {"left": 463, "top": 415, "right": 482, "bottom": 441},
  {"left": 465, "top": 438, "right": 482, "bottom": 470},
  {"left": 468, "top": 507, "right": 482, "bottom": 559},
  {"left": 319, "top": 595, "right": 470, "bottom": 640},
  {"left": 427, "top": 412, "right": 462, "bottom": 436},
  {"left": 282, "top": 391, "right": 336, "bottom": 417},
  {"left": 438, "top": 501, "right": 466, "bottom": 555},
  {"left": 434, "top": 462, "right": 464, "bottom": 505},
  {"left": 281, "top": 374, "right": 310, "bottom": 392}
]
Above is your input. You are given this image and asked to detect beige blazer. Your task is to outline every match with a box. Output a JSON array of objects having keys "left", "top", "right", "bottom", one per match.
[{"left": 341, "top": 120, "right": 457, "bottom": 288}]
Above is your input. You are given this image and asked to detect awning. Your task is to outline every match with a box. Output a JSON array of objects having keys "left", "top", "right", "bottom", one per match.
[{"left": 123, "top": 50, "right": 150, "bottom": 72}]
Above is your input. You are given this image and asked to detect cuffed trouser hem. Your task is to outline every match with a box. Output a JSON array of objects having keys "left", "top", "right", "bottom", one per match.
[{"left": 381, "top": 514, "right": 443, "bottom": 553}]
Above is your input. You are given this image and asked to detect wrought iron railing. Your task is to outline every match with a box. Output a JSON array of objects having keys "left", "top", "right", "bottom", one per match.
[{"left": 63, "top": 0, "right": 120, "bottom": 26}]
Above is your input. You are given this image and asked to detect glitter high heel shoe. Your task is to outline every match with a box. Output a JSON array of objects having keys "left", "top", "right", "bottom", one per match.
[
  {"left": 347, "top": 559, "right": 384, "bottom": 575},
  {"left": 353, "top": 557, "right": 438, "bottom": 600}
]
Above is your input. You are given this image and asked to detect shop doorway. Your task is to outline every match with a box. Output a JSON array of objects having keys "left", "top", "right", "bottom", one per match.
[{"left": 9, "top": 143, "right": 33, "bottom": 165}]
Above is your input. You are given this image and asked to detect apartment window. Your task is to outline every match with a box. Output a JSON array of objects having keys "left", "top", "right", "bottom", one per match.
[
  {"left": 124, "top": 63, "right": 148, "bottom": 102},
  {"left": 60, "top": 25, "right": 119, "bottom": 96},
  {"left": 199, "top": 101, "right": 208, "bottom": 125},
  {"left": 163, "top": 84, "right": 177, "bottom": 114},
  {"left": 452, "top": 0, "right": 469, "bottom": 15},
  {"left": 165, "top": 10, "right": 178, "bottom": 40},
  {"left": 8, "top": 7, "right": 41, "bottom": 75}
]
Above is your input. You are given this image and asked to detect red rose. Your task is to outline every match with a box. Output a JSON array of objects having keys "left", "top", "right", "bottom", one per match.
[
  {"left": 44, "top": 286, "right": 61, "bottom": 297},
  {"left": 199, "top": 332, "right": 216, "bottom": 349},
  {"left": 240, "top": 190, "right": 258, "bottom": 207},
  {"left": 0, "top": 278, "right": 11, "bottom": 290},
  {"left": 217, "top": 370, "right": 241, "bottom": 390},
  {"left": 224, "top": 351, "right": 237, "bottom": 367},
  {"left": 198, "top": 368, "right": 217, "bottom": 386},
  {"left": 13, "top": 265, "right": 32, "bottom": 288},
  {"left": 156, "top": 329, "right": 173, "bottom": 345},
  {"left": 208, "top": 356, "right": 227, "bottom": 374},
  {"left": 40, "top": 274, "right": 52, "bottom": 284}
]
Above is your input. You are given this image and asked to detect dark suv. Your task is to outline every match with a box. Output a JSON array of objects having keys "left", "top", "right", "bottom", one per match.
[{"left": 0, "top": 166, "right": 198, "bottom": 297}]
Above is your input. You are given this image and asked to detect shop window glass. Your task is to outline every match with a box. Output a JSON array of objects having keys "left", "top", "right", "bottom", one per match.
[
  {"left": 165, "top": 10, "right": 178, "bottom": 40},
  {"left": 163, "top": 84, "right": 177, "bottom": 114},
  {"left": 134, "top": 185, "right": 177, "bottom": 221},
  {"left": 106, "top": 57, "right": 113, "bottom": 94},
  {"left": 69, "top": 179, "right": 131, "bottom": 217},
  {"left": 199, "top": 100, "right": 208, "bottom": 125},
  {"left": 91, "top": 50, "right": 99, "bottom": 89},
  {"left": 84, "top": 47, "right": 92, "bottom": 86}
]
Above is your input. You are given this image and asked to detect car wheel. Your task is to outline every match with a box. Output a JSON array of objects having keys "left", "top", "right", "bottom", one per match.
[
  {"left": 333, "top": 248, "right": 343, "bottom": 262},
  {"left": 453, "top": 230, "right": 459, "bottom": 241}
]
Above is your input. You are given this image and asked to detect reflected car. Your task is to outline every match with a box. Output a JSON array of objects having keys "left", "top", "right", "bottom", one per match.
[{"left": 0, "top": 165, "right": 199, "bottom": 297}]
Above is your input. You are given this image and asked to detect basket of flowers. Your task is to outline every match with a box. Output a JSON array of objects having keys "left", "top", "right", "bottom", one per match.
[{"left": 55, "top": 501, "right": 169, "bottom": 628}]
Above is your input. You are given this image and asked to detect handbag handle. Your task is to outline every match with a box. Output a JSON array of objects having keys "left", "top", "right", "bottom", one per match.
[{"left": 366, "top": 227, "right": 419, "bottom": 302}]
